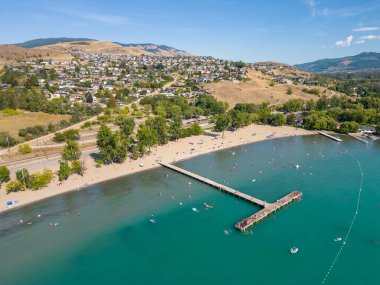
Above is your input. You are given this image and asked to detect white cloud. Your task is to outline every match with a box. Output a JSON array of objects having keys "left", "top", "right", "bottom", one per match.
[
  {"left": 359, "top": 35, "right": 380, "bottom": 40},
  {"left": 353, "top": 27, "right": 380, "bottom": 32},
  {"left": 335, "top": 35, "right": 353, "bottom": 47},
  {"left": 355, "top": 40, "right": 366, "bottom": 44}
]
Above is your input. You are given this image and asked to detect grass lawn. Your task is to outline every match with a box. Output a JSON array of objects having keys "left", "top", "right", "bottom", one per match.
[{"left": 0, "top": 110, "right": 70, "bottom": 138}]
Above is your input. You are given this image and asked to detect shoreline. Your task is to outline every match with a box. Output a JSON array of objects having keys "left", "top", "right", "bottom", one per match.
[{"left": 0, "top": 124, "right": 315, "bottom": 214}]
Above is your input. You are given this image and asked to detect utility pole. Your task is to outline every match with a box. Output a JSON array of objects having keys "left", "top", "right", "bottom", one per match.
[{"left": 7, "top": 136, "right": 10, "bottom": 157}]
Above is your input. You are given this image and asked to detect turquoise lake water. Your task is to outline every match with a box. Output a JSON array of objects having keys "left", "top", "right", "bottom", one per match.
[{"left": 0, "top": 135, "right": 379, "bottom": 285}]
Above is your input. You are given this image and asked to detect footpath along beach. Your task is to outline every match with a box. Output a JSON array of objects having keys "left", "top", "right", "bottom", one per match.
[{"left": 0, "top": 124, "right": 314, "bottom": 212}]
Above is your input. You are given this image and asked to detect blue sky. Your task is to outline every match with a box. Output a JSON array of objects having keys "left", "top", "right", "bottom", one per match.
[{"left": 1, "top": 0, "right": 380, "bottom": 64}]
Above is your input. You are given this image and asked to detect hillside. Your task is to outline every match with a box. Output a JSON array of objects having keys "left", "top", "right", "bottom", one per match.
[
  {"left": 204, "top": 69, "right": 341, "bottom": 107},
  {"left": 0, "top": 44, "right": 72, "bottom": 67},
  {"left": 35, "top": 41, "right": 152, "bottom": 57},
  {"left": 14, "top": 38, "right": 192, "bottom": 57},
  {"left": 15, "top": 37, "right": 96, "bottom": 48},
  {"left": 117, "top": 43, "right": 192, "bottom": 57},
  {"left": 295, "top": 52, "right": 380, "bottom": 73}
]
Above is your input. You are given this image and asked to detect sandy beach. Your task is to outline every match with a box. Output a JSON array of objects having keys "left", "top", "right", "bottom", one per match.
[{"left": 0, "top": 124, "right": 314, "bottom": 213}]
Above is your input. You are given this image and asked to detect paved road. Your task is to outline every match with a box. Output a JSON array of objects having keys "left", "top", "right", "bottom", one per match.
[{"left": 6, "top": 147, "right": 97, "bottom": 174}]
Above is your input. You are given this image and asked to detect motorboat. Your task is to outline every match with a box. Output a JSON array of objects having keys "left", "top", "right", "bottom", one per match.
[
  {"left": 191, "top": 208, "right": 199, "bottom": 213},
  {"left": 334, "top": 237, "right": 342, "bottom": 242},
  {"left": 149, "top": 219, "right": 156, "bottom": 224},
  {"left": 203, "top": 202, "right": 213, "bottom": 209},
  {"left": 290, "top": 247, "right": 299, "bottom": 254}
]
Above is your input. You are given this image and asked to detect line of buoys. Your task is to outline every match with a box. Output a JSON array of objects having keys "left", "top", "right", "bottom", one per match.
[{"left": 322, "top": 145, "right": 364, "bottom": 284}]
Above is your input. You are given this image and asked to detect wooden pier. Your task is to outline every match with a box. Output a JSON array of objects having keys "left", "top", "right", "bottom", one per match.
[
  {"left": 317, "top": 131, "right": 342, "bottom": 142},
  {"left": 159, "top": 162, "right": 302, "bottom": 231}
]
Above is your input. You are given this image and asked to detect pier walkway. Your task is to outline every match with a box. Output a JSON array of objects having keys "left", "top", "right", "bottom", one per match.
[
  {"left": 348, "top": 134, "right": 368, "bottom": 144},
  {"left": 159, "top": 162, "right": 302, "bottom": 231},
  {"left": 317, "top": 131, "right": 342, "bottom": 142}
]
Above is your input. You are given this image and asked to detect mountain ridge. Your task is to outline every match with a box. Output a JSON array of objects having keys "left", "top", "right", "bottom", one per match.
[
  {"left": 295, "top": 52, "right": 380, "bottom": 73},
  {"left": 13, "top": 37, "right": 191, "bottom": 57}
]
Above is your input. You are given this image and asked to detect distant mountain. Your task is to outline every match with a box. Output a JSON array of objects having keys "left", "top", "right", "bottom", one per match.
[
  {"left": 295, "top": 52, "right": 380, "bottom": 73},
  {"left": 115, "top": 42, "right": 192, "bottom": 57},
  {"left": 16, "top": 37, "right": 96, "bottom": 48},
  {"left": 13, "top": 38, "right": 191, "bottom": 57}
]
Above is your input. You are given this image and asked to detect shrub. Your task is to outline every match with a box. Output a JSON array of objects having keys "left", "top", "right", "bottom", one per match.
[
  {"left": 29, "top": 169, "right": 54, "bottom": 190},
  {"left": 81, "top": 121, "right": 92, "bottom": 129},
  {"left": 53, "top": 129, "right": 80, "bottom": 142},
  {"left": 0, "top": 132, "right": 17, "bottom": 147},
  {"left": 18, "top": 144, "right": 32, "bottom": 154},
  {"left": 6, "top": 180, "right": 25, "bottom": 193},
  {"left": 2, "top": 108, "right": 21, "bottom": 116},
  {"left": 303, "top": 88, "right": 320, "bottom": 96}
]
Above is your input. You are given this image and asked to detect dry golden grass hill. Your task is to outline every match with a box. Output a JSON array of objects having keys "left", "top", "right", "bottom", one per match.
[
  {"left": 36, "top": 41, "right": 153, "bottom": 57},
  {"left": 0, "top": 44, "right": 72, "bottom": 67},
  {"left": 0, "top": 40, "right": 192, "bottom": 67},
  {"left": 203, "top": 69, "right": 342, "bottom": 108}
]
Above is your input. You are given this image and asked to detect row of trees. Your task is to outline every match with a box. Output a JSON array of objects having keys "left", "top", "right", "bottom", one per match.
[
  {"left": 96, "top": 115, "right": 203, "bottom": 164},
  {"left": 140, "top": 94, "right": 228, "bottom": 119},
  {"left": 6, "top": 168, "right": 54, "bottom": 193},
  {"left": 0, "top": 88, "right": 102, "bottom": 116}
]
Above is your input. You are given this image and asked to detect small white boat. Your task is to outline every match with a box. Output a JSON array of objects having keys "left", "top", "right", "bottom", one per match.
[
  {"left": 224, "top": 230, "right": 230, "bottom": 235},
  {"left": 179, "top": 202, "right": 183, "bottom": 206},
  {"left": 192, "top": 207, "right": 199, "bottom": 213},
  {"left": 149, "top": 219, "right": 156, "bottom": 224},
  {"left": 290, "top": 247, "right": 299, "bottom": 254},
  {"left": 294, "top": 164, "right": 300, "bottom": 170},
  {"left": 334, "top": 237, "right": 342, "bottom": 242}
]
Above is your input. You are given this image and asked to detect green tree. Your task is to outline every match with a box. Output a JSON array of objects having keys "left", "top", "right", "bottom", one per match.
[
  {"left": 170, "top": 115, "right": 183, "bottom": 141},
  {"left": 59, "top": 161, "right": 72, "bottom": 181},
  {"left": 137, "top": 125, "right": 158, "bottom": 153},
  {"left": 0, "top": 166, "right": 10, "bottom": 184},
  {"left": 338, "top": 121, "right": 360, "bottom": 134},
  {"left": 282, "top": 99, "right": 304, "bottom": 113},
  {"left": 16, "top": 168, "right": 31, "bottom": 188},
  {"left": 214, "top": 113, "right": 232, "bottom": 138},
  {"left": 25, "top": 75, "right": 39, "bottom": 88},
  {"left": 62, "top": 140, "right": 82, "bottom": 161},
  {"left": 286, "top": 113, "right": 297, "bottom": 125},
  {"left": 269, "top": 113, "right": 286, "bottom": 126},
  {"left": 146, "top": 116, "right": 168, "bottom": 145},
  {"left": 96, "top": 125, "right": 115, "bottom": 164},
  {"left": 287, "top": 87, "right": 293, "bottom": 95},
  {"left": 117, "top": 117, "right": 135, "bottom": 137},
  {"left": 96, "top": 126, "right": 128, "bottom": 164}
]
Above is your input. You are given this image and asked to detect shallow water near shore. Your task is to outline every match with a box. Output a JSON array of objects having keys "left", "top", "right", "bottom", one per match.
[{"left": 0, "top": 135, "right": 379, "bottom": 285}]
